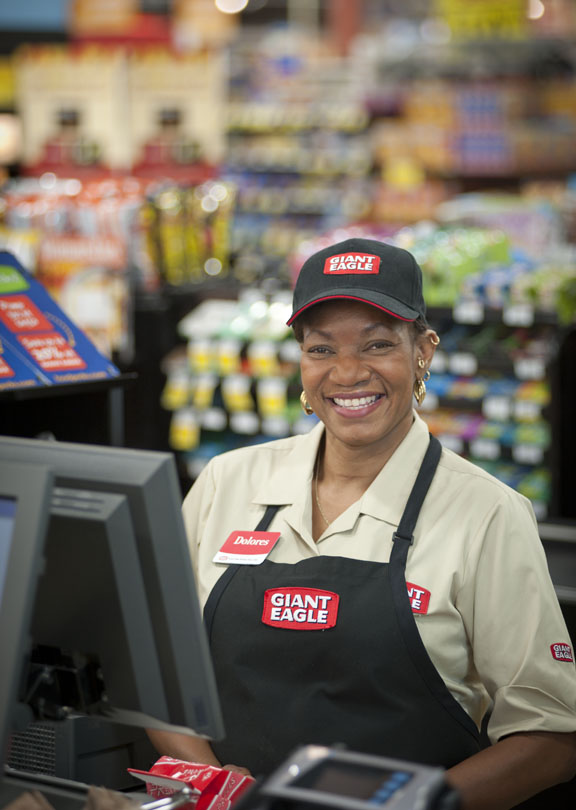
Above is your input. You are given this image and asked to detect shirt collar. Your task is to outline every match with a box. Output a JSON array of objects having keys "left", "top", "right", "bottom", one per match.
[
  {"left": 252, "top": 413, "right": 432, "bottom": 530},
  {"left": 252, "top": 421, "right": 324, "bottom": 505},
  {"left": 360, "top": 413, "right": 431, "bottom": 527}
]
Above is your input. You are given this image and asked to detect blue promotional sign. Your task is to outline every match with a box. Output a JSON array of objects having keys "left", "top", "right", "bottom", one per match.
[{"left": 0, "top": 251, "right": 120, "bottom": 391}]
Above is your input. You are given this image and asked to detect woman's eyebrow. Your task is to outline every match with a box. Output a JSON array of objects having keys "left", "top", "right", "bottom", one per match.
[{"left": 305, "top": 323, "right": 394, "bottom": 339}]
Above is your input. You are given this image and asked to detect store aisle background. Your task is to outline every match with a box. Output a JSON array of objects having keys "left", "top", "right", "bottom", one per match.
[
  {"left": 0, "top": 0, "right": 575, "bottom": 520},
  {"left": 0, "top": 2, "right": 575, "bottom": 800}
]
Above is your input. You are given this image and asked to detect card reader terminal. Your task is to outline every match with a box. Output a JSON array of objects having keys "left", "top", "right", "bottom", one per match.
[{"left": 234, "top": 746, "right": 459, "bottom": 810}]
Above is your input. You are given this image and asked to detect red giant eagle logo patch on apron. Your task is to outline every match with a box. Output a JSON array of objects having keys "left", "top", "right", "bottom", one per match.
[{"left": 262, "top": 587, "right": 339, "bottom": 630}]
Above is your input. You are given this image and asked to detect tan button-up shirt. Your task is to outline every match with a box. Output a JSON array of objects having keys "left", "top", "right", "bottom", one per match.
[{"left": 183, "top": 412, "right": 576, "bottom": 744}]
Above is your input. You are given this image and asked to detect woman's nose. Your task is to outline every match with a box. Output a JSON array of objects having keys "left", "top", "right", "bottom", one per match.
[{"left": 329, "top": 351, "right": 370, "bottom": 386}]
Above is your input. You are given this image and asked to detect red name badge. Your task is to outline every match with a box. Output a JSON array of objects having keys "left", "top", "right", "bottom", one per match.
[{"left": 213, "top": 530, "right": 281, "bottom": 565}]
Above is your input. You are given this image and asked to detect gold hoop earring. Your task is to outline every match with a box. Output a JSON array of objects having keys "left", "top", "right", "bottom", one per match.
[
  {"left": 430, "top": 334, "right": 440, "bottom": 346},
  {"left": 414, "top": 378, "right": 426, "bottom": 406},
  {"left": 414, "top": 367, "right": 431, "bottom": 406},
  {"left": 300, "top": 391, "right": 314, "bottom": 415}
]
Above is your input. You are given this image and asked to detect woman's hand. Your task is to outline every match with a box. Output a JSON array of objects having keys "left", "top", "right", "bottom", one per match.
[
  {"left": 2, "top": 791, "right": 55, "bottom": 810},
  {"left": 2, "top": 787, "right": 137, "bottom": 810},
  {"left": 145, "top": 728, "right": 253, "bottom": 776},
  {"left": 83, "top": 787, "right": 136, "bottom": 810},
  {"left": 221, "top": 764, "right": 252, "bottom": 776},
  {"left": 146, "top": 728, "right": 221, "bottom": 767}
]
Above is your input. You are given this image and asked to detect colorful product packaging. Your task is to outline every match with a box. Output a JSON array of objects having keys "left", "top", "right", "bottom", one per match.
[{"left": 128, "top": 757, "right": 255, "bottom": 810}]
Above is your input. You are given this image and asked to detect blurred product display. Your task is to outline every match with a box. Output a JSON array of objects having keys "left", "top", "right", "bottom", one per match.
[{"left": 0, "top": 3, "right": 575, "bottom": 520}]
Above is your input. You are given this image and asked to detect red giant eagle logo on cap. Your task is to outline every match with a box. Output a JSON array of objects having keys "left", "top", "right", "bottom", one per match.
[{"left": 323, "top": 253, "right": 381, "bottom": 275}]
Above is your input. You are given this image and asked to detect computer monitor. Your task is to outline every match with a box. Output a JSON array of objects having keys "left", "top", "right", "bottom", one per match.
[
  {"left": 0, "top": 435, "right": 224, "bottom": 745},
  {"left": 0, "top": 461, "right": 54, "bottom": 771},
  {"left": 24, "top": 485, "right": 171, "bottom": 728}
]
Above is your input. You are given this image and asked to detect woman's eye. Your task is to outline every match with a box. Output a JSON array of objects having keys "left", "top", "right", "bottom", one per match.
[
  {"left": 307, "top": 345, "right": 332, "bottom": 354},
  {"left": 367, "top": 341, "right": 392, "bottom": 351}
]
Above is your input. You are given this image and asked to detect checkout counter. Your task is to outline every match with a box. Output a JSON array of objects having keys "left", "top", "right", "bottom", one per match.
[
  {"left": 1, "top": 745, "right": 458, "bottom": 810},
  {"left": 1, "top": 484, "right": 574, "bottom": 810}
]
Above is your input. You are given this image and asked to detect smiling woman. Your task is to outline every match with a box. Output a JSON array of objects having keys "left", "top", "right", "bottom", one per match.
[
  {"left": 297, "top": 299, "right": 437, "bottom": 535},
  {"left": 149, "top": 237, "right": 576, "bottom": 810}
]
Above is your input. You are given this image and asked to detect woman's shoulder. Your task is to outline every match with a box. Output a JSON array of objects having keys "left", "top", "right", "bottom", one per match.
[{"left": 207, "top": 428, "right": 317, "bottom": 477}]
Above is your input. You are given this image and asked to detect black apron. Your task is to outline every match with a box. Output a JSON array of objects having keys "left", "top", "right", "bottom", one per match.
[{"left": 204, "top": 435, "right": 481, "bottom": 777}]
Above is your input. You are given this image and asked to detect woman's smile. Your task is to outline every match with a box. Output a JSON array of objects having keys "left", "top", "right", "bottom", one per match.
[{"left": 329, "top": 392, "right": 384, "bottom": 416}]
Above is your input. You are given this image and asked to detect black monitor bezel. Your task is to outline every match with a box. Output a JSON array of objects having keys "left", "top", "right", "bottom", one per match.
[{"left": 0, "top": 461, "right": 53, "bottom": 780}]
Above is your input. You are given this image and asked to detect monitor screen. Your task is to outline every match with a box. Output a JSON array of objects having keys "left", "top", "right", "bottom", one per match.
[
  {"left": 0, "top": 435, "right": 224, "bottom": 745},
  {"left": 0, "top": 461, "right": 53, "bottom": 774},
  {"left": 0, "top": 497, "right": 17, "bottom": 602}
]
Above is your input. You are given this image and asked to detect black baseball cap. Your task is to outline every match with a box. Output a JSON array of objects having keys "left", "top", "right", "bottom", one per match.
[{"left": 287, "top": 237, "right": 426, "bottom": 326}]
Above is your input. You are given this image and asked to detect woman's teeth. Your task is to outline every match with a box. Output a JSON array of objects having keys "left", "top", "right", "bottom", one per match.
[{"left": 333, "top": 395, "right": 379, "bottom": 410}]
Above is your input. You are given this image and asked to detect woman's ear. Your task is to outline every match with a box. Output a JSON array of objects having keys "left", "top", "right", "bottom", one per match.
[{"left": 418, "top": 329, "right": 439, "bottom": 368}]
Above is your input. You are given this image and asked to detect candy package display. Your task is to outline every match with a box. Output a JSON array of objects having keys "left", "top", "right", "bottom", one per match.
[{"left": 128, "top": 757, "right": 255, "bottom": 810}]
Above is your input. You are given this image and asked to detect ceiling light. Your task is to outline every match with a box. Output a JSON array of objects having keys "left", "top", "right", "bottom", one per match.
[{"left": 215, "top": 0, "right": 249, "bottom": 13}]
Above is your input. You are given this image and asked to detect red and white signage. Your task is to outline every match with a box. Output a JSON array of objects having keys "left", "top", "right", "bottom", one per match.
[
  {"left": 323, "top": 253, "right": 380, "bottom": 275},
  {"left": 213, "top": 530, "right": 281, "bottom": 565},
  {"left": 17, "top": 332, "right": 86, "bottom": 372},
  {"left": 406, "top": 582, "right": 431, "bottom": 615},
  {"left": 550, "top": 642, "right": 574, "bottom": 663},
  {"left": 0, "top": 295, "right": 53, "bottom": 333},
  {"left": 39, "top": 235, "right": 127, "bottom": 270},
  {"left": 0, "top": 355, "right": 14, "bottom": 378},
  {"left": 262, "top": 586, "right": 339, "bottom": 630}
]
